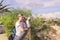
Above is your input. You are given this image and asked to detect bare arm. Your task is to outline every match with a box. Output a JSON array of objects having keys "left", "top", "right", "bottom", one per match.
[
  {"left": 17, "top": 26, "right": 25, "bottom": 31},
  {"left": 26, "top": 20, "right": 30, "bottom": 28},
  {"left": 18, "top": 26, "right": 29, "bottom": 31}
]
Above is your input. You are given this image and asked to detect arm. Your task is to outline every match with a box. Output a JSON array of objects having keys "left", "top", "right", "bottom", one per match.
[
  {"left": 18, "top": 26, "right": 25, "bottom": 31},
  {"left": 26, "top": 17, "right": 31, "bottom": 28},
  {"left": 18, "top": 26, "right": 29, "bottom": 31}
]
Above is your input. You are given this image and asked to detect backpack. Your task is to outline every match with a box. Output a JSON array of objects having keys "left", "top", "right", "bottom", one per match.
[{"left": 8, "top": 34, "right": 14, "bottom": 40}]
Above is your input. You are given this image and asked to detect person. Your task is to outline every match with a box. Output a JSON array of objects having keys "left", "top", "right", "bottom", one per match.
[
  {"left": 8, "top": 34, "right": 14, "bottom": 40},
  {"left": 22, "top": 16, "right": 31, "bottom": 30},
  {"left": 13, "top": 14, "right": 25, "bottom": 40},
  {"left": 13, "top": 14, "right": 30, "bottom": 40}
]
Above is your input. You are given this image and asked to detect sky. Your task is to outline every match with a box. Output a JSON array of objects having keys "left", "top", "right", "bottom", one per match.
[{"left": 2, "top": 0, "right": 60, "bottom": 14}]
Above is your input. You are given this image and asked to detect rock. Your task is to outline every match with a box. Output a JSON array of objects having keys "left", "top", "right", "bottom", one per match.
[
  {"left": 47, "top": 25, "right": 60, "bottom": 40},
  {"left": 35, "top": 24, "right": 60, "bottom": 40},
  {"left": 0, "top": 25, "right": 4, "bottom": 34}
]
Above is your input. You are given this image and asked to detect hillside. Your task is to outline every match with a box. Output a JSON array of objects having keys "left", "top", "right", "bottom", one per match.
[{"left": 47, "top": 24, "right": 60, "bottom": 40}]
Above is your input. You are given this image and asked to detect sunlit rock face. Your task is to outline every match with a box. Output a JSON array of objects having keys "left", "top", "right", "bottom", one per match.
[
  {"left": 36, "top": 24, "right": 60, "bottom": 40},
  {"left": 0, "top": 24, "right": 4, "bottom": 34},
  {"left": 0, "top": 26, "right": 3, "bottom": 34},
  {"left": 48, "top": 25, "right": 60, "bottom": 40}
]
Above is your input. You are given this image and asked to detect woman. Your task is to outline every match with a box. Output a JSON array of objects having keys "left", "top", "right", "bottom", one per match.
[
  {"left": 14, "top": 14, "right": 30, "bottom": 40},
  {"left": 13, "top": 14, "right": 25, "bottom": 40}
]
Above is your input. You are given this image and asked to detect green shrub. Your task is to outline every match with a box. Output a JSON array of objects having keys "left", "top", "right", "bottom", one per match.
[{"left": 31, "top": 17, "right": 51, "bottom": 40}]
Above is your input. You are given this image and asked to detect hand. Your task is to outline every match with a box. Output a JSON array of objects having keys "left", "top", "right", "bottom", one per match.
[
  {"left": 24, "top": 28, "right": 28, "bottom": 30},
  {"left": 27, "top": 17, "right": 31, "bottom": 21},
  {"left": 18, "top": 26, "right": 24, "bottom": 32}
]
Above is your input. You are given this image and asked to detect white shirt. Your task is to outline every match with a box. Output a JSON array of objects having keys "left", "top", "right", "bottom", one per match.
[
  {"left": 15, "top": 20, "right": 30, "bottom": 36},
  {"left": 15, "top": 21, "right": 25, "bottom": 36}
]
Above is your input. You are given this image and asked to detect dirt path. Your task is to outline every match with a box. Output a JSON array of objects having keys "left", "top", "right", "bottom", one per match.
[{"left": 0, "top": 34, "right": 8, "bottom": 40}]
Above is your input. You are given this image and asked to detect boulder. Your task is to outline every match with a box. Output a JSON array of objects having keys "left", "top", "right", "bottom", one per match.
[{"left": 0, "top": 25, "right": 4, "bottom": 34}]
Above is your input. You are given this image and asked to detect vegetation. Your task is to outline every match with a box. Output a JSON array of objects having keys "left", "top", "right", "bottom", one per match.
[
  {"left": 0, "top": 8, "right": 60, "bottom": 40},
  {"left": 0, "top": 9, "right": 60, "bottom": 40},
  {"left": 0, "top": 9, "right": 31, "bottom": 36},
  {"left": 31, "top": 17, "right": 52, "bottom": 40}
]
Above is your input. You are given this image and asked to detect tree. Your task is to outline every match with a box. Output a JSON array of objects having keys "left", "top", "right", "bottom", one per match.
[{"left": 0, "top": 0, "right": 10, "bottom": 13}]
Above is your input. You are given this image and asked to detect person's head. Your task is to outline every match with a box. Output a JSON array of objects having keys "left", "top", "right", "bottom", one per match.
[
  {"left": 22, "top": 16, "right": 27, "bottom": 23},
  {"left": 17, "top": 13, "right": 23, "bottom": 21}
]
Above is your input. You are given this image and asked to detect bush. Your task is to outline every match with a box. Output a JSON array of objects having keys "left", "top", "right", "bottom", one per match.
[
  {"left": 0, "top": 9, "right": 52, "bottom": 40},
  {"left": 31, "top": 17, "right": 51, "bottom": 40}
]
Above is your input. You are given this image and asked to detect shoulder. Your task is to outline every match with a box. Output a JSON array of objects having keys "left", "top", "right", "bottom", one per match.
[
  {"left": 15, "top": 21, "right": 24, "bottom": 27},
  {"left": 15, "top": 21, "right": 20, "bottom": 26},
  {"left": 16, "top": 21, "right": 19, "bottom": 25}
]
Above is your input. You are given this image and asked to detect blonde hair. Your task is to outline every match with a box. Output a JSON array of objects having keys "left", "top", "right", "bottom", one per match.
[{"left": 17, "top": 13, "right": 23, "bottom": 20}]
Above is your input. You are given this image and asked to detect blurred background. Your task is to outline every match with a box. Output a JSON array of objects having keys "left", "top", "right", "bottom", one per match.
[{"left": 0, "top": 0, "right": 60, "bottom": 40}]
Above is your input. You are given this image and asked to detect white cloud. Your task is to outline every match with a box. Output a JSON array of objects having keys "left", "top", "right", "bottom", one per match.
[
  {"left": 15, "top": 0, "right": 60, "bottom": 9},
  {"left": 41, "top": 11, "right": 60, "bottom": 19},
  {"left": 43, "top": 0, "right": 60, "bottom": 7}
]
